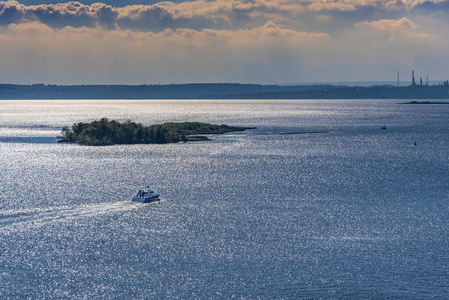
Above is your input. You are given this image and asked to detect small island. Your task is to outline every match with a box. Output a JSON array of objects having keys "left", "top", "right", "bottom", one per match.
[{"left": 58, "top": 118, "right": 255, "bottom": 146}]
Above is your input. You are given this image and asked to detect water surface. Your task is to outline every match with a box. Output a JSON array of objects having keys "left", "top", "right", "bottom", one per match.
[{"left": 0, "top": 100, "right": 448, "bottom": 298}]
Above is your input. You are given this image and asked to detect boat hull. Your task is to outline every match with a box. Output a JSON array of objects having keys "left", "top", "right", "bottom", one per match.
[{"left": 132, "top": 195, "right": 160, "bottom": 203}]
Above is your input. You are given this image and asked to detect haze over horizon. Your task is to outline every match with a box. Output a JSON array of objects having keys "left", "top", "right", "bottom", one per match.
[{"left": 1, "top": 0, "right": 448, "bottom": 85}]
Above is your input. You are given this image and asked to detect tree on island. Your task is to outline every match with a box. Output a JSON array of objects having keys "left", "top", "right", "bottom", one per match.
[{"left": 58, "top": 118, "right": 254, "bottom": 146}]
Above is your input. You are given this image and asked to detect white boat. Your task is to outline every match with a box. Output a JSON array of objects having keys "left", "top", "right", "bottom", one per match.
[{"left": 132, "top": 186, "right": 160, "bottom": 203}]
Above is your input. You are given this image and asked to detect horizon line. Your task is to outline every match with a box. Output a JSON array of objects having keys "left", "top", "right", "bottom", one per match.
[{"left": 1, "top": 80, "right": 447, "bottom": 87}]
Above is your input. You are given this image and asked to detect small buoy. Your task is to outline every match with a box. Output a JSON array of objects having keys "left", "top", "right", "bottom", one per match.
[
  {"left": 381, "top": 126, "right": 387, "bottom": 130},
  {"left": 414, "top": 142, "right": 417, "bottom": 146}
]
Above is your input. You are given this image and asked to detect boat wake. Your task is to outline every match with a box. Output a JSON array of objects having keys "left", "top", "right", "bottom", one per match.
[{"left": 0, "top": 201, "right": 144, "bottom": 234}]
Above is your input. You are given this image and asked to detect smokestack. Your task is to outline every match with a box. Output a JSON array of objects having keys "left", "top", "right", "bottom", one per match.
[
  {"left": 398, "top": 71, "right": 400, "bottom": 86},
  {"left": 412, "top": 70, "right": 416, "bottom": 86}
]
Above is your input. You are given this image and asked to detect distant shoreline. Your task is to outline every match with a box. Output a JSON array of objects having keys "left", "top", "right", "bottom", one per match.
[{"left": 1, "top": 83, "right": 449, "bottom": 100}]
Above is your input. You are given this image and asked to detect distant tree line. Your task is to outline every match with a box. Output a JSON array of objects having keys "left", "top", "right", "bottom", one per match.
[{"left": 58, "top": 118, "right": 254, "bottom": 146}]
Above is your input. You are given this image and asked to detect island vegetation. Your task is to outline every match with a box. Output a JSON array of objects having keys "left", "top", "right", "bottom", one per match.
[{"left": 58, "top": 118, "right": 255, "bottom": 145}]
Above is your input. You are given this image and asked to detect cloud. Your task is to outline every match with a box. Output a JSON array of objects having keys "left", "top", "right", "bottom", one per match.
[
  {"left": 319, "top": 0, "right": 447, "bottom": 11},
  {"left": 0, "top": 1, "right": 448, "bottom": 84},
  {"left": 114, "top": 0, "right": 311, "bottom": 31},
  {"left": 0, "top": 1, "right": 118, "bottom": 29},
  {"left": 2, "top": 0, "right": 446, "bottom": 32},
  {"left": 0, "top": 1, "right": 26, "bottom": 25},
  {"left": 0, "top": 20, "right": 331, "bottom": 84},
  {"left": 307, "top": 2, "right": 356, "bottom": 12},
  {"left": 355, "top": 17, "right": 433, "bottom": 40}
]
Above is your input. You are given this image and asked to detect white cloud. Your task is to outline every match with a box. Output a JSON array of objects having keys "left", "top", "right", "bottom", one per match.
[{"left": 355, "top": 17, "right": 433, "bottom": 41}]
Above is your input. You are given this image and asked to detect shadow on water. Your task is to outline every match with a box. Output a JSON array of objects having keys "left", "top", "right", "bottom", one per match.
[{"left": 0, "top": 137, "right": 58, "bottom": 144}]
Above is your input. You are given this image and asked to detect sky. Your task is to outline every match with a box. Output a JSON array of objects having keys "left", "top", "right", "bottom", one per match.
[{"left": 0, "top": 0, "right": 448, "bottom": 85}]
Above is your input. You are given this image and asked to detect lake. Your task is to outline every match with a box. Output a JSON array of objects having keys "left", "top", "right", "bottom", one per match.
[{"left": 0, "top": 99, "right": 448, "bottom": 298}]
